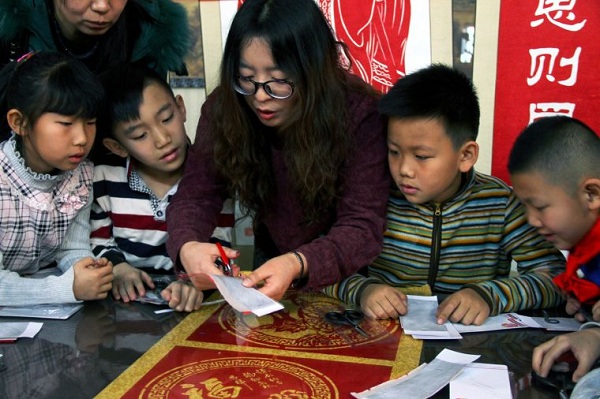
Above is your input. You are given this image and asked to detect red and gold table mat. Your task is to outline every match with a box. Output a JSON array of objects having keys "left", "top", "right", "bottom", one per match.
[{"left": 97, "top": 289, "right": 427, "bottom": 398}]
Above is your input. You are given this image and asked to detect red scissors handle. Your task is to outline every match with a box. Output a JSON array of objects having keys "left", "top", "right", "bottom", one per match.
[
  {"left": 215, "top": 242, "right": 230, "bottom": 265},
  {"left": 215, "top": 242, "right": 232, "bottom": 276}
]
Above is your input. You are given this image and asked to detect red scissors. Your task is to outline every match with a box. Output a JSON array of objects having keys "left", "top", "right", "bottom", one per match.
[{"left": 215, "top": 242, "right": 233, "bottom": 276}]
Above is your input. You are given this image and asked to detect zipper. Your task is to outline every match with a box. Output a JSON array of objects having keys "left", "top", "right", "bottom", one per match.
[{"left": 427, "top": 203, "right": 443, "bottom": 290}]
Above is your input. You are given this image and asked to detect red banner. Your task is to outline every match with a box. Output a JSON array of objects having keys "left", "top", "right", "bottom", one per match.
[{"left": 493, "top": 1, "right": 600, "bottom": 184}]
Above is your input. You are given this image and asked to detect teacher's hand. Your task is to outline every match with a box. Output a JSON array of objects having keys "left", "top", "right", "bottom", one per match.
[
  {"left": 242, "top": 253, "right": 301, "bottom": 300},
  {"left": 179, "top": 241, "right": 240, "bottom": 289}
]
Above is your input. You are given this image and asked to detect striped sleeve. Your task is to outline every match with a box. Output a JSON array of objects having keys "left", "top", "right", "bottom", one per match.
[
  {"left": 466, "top": 193, "right": 565, "bottom": 315},
  {"left": 322, "top": 273, "right": 382, "bottom": 304},
  {"left": 90, "top": 164, "right": 127, "bottom": 265}
]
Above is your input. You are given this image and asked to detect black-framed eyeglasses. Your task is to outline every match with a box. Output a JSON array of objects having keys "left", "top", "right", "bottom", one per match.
[{"left": 234, "top": 76, "right": 295, "bottom": 99}]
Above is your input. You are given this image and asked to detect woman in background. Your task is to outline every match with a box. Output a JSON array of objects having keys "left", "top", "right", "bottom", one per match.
[{"left": 0, "top": 0, "right": 190, "bottom": 77}]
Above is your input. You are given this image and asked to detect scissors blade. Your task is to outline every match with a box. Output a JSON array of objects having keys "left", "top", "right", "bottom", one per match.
[
  {"left": 341, "top": 314, "right": 369, "bottom": 337},
  {"left": 351, "top": 323, "right": 369, "bottom": 337}
]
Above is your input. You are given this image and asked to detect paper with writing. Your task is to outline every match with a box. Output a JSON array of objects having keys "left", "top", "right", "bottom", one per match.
[{"left": 399, "top": 295, "right": 578, "bottom": 339}]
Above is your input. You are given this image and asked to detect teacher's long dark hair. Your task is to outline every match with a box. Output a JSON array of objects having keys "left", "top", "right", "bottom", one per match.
[{"left": 213, "top": 0, "right": 377, "bottom": 225}]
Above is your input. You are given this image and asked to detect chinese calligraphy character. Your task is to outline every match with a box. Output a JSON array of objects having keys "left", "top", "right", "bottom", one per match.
[
  {"left": 180, "top": 379, "right": 242, "bottom": 398},
  {"left": 529, "top": 102, "right": 575, "bottom": 123},
  {"left": 528, "top": 47, "right": 581, "bottom": 86},
  {"left": 530, "top": 0, "right": 587, "bottom": 31}
]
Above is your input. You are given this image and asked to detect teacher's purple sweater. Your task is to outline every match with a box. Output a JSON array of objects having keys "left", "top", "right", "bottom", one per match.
[{"left": 167, "top": 86, "right": 390, "bottom": 290}]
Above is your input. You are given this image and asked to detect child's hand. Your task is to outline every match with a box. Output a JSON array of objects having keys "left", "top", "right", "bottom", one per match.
[
  {"left": 592, "top": 300, "right": 600, "bottom": 321},
  {"left": 73, "top": 257, "right": 113, "bottom": 301},
  {"left": 565, "top": 295, "right": 599, "bottom": 321},
  {"left": 436, "top": 288, "right": 490, "bottom": 325},
  {"left": 160, "top": 280, "right": 204, "bottom": 312},
  {"left": 566, "top": 295, "right": 582, "bottom": 316},
  {"left": 532, "top": 328, "right": 600, "bottom": 382},
  {"left": 360, "top": 284, "right": 407, "bottom": 319},
  {"left": 112, "top": 262, "right": 155, "bottom": 302}
]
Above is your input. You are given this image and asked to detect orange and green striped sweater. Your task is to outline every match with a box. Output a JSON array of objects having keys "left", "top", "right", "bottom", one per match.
[{"left": 324, "top": 170, "right": 566, "bottom": 315}]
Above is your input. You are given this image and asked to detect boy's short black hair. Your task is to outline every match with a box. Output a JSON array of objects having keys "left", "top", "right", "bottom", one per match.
[
  {"left": 379, "top": 63, "right": 480, "bottom": 149},
  {"left": 91, "top": 63, "right": 177, "bottom": 163},
  {"left": 508, "top": 115, "right": 600, "bottom": 193},
  {"left": 96, "top": 62, "right": 176, "bottom": 142}
]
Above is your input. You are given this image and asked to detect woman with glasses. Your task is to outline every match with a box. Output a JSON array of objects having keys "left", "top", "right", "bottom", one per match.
[{"left": 166, "top": 0, "right": 390, "bottom": 301}]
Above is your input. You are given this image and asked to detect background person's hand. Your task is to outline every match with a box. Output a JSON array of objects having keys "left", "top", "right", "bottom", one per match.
[
  {"left": 436, "top": 288, "right": 490, "bottom": 325},
  {"left": 360, "top": 284, "right": 407, "bottom": 319},
  {"left": 565, "top": 295, "right": 600, "bottom": 322},
  {"left": 592, "top": 300, "right": 600, "bottom": 321}
]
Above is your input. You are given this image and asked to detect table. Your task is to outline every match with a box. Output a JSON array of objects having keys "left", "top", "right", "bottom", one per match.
[
  {"left": 422, "top": 315, "right": 566, "bottom": 398},
  {"left": 0, "top": 299, "right": 186, "bottom": 399},
  {"left": 0, "top": 293, "right": 569, "bottom": 399}
]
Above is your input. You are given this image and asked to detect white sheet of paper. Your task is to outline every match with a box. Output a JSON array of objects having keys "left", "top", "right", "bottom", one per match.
[
  {"left": 411, "top": 327, "right": 462, "bottom": 340},
  {"left": 0, "top": 322, "right": 43, "bottom": 340},
  {"left": 531, "top": 316, "right": 583, "bottom": 331},
  {"left": 400, "top": 296, "right": 461, "bottom": 339},
  {"left": 0, "top": 303, "right": 83, "bottom": 320},
  {"left": 210, "top": 274, "right": 284, "bottom": 317},
  {"left": 450, "top": 363, "right": 512, "bottom": 399},
  {"left": 454, "top": 313, "right": 541, "bottom": 333},
  {"left": 352, "top": 349, "right": 480, "bottom": 399},
  {"left": 399, "top": 295, "right": 575, "bottom": 340}
]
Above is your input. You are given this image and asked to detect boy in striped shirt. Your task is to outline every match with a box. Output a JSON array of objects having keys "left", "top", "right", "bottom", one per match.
[
  {"left": 90, "top": 64, "right": 233, "bottom": 312},
  {"left": 325, "top": 64, "right": 566, "bottom": 325}
]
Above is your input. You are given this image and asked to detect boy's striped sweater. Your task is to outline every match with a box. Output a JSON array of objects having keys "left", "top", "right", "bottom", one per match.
[
  {"left": 91, "top": 157, "right": 233, "bottom": 272},
  {"left": 324, "top": 170, "right": 566, "bottom": 315}
]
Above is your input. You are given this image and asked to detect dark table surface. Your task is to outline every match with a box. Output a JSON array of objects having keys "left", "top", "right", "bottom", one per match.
[{"left": 0, "top": 297, "right": 572, "bottom": 399}]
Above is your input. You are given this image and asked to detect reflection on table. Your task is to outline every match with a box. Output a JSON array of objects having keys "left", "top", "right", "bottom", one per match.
[
  {"left": 0, "top": 293, "right": 570, "bottom": 398},
  {"left": 422, "top": 307, "right": 569, "bottom": 398},
  {"left": 0, "top": 299, "right": 186, "bottom": 399}
]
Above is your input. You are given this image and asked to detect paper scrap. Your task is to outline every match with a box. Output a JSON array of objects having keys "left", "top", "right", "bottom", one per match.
[
  {"left": 0, "top": 303, "right": 83, "bottom": 320},
  {"left": 399, "top": 295, "right": 573, "bottom": 340},
  {"left": 530, "top": 316, "right": 583, "bottom": 331},
  {"left": 210, "top": 274, "right": 284, "bottom": 317},
  {"left": 0, "top": 322, "right": 43, "bottom": 341},
  {"left": 450, "top": 363, "right": 512, "bottom": 399},
  {"left": 400, "top": 295, "right": 462, "bottom": 339},
  {"left": 454, "top": 313, "right": 540, "bottom": 333},
  {"left": 352, "top": 349, "right": 480, "bottom": 399}
]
